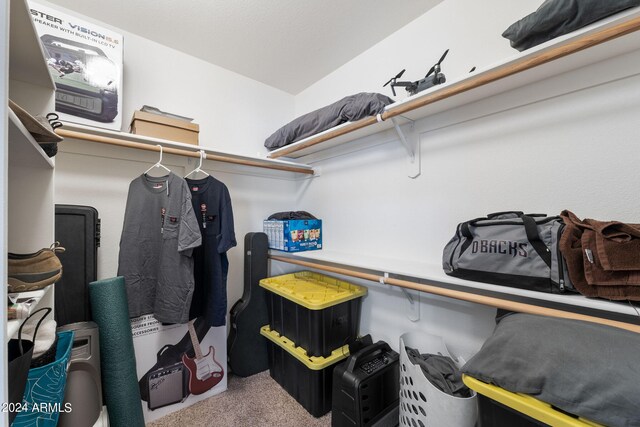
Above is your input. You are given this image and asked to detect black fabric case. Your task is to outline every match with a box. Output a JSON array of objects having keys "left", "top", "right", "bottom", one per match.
[{"left": 227, "top": 232, "right": 270, "bottom": 377}]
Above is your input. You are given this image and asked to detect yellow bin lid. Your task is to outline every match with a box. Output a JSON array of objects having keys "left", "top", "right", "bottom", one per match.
[
  {"left": 462, "top": 375, "right": 603, "bottom": 427},
  {"left": 260, "top": 325, "right": 349, "bottom": 370},
  {"left": 259, "top": 271, "right": 367, "bottom": 310}
]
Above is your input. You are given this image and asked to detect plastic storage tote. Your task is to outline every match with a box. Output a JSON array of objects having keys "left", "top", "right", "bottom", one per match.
[
  {"left": 399, "top": 332, "right": 477, "bottom": 427},
  {"left": 462, "top": 375, "right": 603, "bottom": 427},
  {"left": 260, "top": 271, "right": 367, "bottom": 357},
  {"left": 260, "top": 325, "right": 350, "bottom": 417}
]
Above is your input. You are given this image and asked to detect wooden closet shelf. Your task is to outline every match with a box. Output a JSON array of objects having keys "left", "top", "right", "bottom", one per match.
[
  {"left": 56, "top": 126, "right": 315, "bottom": 175},
  {"left": 270, "top": 253, "right": 640, "bottom": 334},
  {"left": 268, "top": 8, "right": 640, "bottom": 160}
]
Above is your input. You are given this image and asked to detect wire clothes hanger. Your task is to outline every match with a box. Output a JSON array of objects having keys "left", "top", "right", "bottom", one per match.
[
  {"left": 144, "top": 144, "right": 171, "bottom": 176},
  {"left": 184, "top": 150, "right": 210, "bottom": 179}
]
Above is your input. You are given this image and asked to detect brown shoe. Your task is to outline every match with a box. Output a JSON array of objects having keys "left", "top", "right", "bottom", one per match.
[
  {"left": 8, "top": 99, "right": 63, "bottom": 143},
  {"left": 8, "top": 242, "right": 65, "bottom": 292}
]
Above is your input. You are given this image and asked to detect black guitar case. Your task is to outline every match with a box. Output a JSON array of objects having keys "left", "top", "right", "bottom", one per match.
[{"left": 227, "top": 232, "right": 270, "bottom": 377}]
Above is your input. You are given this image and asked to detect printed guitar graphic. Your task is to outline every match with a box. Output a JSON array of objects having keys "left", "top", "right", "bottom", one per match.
[{"left": 181, "top": 319, "right": 224, "bottom": 395}]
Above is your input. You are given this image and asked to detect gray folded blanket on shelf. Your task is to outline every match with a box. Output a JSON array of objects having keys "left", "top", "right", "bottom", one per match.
[
  {"left": 462, "top": 313, "right": 640, "bottom": 427},
  {"left": 503, "top": 0, "right": 640, "bottom": 51},
  {"left": 405, "top": 347, "right": 472, "bottom": 398},
  {"left": 264, "top": 92, "right": 393, "bottom": 151}
]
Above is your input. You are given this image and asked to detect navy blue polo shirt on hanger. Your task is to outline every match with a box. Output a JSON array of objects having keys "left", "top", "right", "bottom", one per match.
[{"left": 186, "top": 175, "right": 237, "bottom": 327}]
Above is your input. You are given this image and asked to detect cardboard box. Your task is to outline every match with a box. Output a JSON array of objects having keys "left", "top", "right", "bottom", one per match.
[
  {"left": 263, "top": 219, "right": 322, "bottom": 252},
  {"left": 130, "top": 110, "right": 199, "bottom": 145}
]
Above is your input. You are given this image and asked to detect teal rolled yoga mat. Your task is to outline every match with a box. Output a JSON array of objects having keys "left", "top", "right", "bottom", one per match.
[{"left": 89, "top": 276, "right": 145, "bottom": 427}]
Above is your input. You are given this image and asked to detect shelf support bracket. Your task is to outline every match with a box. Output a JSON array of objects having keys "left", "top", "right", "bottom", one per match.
[
  {"left": 401, "top": 287, "right": 421, "bottom": 322},
  {"left": 384, "top": 271, "right": 420, "bottom": 321},
  {"left": 390, "top": 117, "right": 421, "bottom": 179}
]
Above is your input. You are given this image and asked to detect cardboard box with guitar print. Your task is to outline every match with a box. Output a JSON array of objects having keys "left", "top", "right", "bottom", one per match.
[{"left": 130, "top": 314, "right": 227, "bottom": 422}]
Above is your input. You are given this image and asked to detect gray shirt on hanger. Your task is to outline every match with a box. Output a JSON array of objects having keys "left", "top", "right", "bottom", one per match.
[{"left": 118, "top": 172, "right": 202, "bottom": 324}]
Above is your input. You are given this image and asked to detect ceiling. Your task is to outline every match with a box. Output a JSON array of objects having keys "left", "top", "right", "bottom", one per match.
[{"left": 44, "top": 0, "right": 444, "bottom": 94}]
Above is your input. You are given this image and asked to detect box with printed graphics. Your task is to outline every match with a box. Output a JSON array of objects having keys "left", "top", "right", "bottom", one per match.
[{"left": 263, "top": 219, "right": 322, "bottom": 252}]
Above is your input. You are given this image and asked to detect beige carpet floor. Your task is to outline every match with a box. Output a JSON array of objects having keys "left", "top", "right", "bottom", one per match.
[{"left": 147, "top": 370, "right": 331, "bottom": 427}]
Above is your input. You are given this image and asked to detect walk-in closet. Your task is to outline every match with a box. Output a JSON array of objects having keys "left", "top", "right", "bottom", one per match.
[{"left": 3, "top": 1, "right": 640, "bottom": 426}]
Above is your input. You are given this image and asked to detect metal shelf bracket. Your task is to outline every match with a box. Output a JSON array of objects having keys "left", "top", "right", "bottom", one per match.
[
  {"left": 390, "top": 117, "right": 421, "bottom": 179},
  {"left": 383, "top": 271, "right": 420, "bottom": 322},
  {"left": 401, "top": 287, "right": 421, "bottom": 322}
]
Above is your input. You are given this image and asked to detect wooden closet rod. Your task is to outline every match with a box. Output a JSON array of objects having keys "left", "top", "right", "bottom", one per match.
[
  {"left": 56, "top": 129, "right": 315, "bottom": 175},
  {"left": 269, "top": 255, "right": 640, "bottom": 334}
]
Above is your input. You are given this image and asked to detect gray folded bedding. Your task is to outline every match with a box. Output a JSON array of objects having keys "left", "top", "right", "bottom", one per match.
[
  {"left": 503, "top": 0, "right": 640, "bottom": 51},
  {"left": 462, "top": 313, "right": 640, "bottom": 427},
  {"left": 264, "top": 92, "right": 394, "bottom": 151}
]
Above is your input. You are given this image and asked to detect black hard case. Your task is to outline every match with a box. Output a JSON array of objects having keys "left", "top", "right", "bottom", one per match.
[
  {"left": 332, "top": 342, "right": 400, "bottom": 427},
  {"left": 54, "top": 204, "right": 100, "bottom": 326}
]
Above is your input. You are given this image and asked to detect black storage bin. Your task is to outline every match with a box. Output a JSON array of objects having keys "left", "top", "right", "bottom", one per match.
[
  {"left": 477, "top": 395, "right": 547, "bottom": 427},
  {"left": 261, "top": 325, "right": 349, "bottom": 418},
  {"left": 260, "top": 271, "right": 367, "bottom": 357},
  {"left": 463, "top": 375, "right": 598, "bottom": 427}
]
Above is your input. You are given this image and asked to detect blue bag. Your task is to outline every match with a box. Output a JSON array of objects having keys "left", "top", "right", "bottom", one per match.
[{"left": 12, "top": 330, "right": 74, "bottom": 427}]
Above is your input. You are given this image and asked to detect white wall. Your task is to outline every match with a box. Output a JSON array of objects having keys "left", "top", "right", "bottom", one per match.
[
  {"left": 295, "top": 0, "right": 541, "bottom": 115},
  {"left": 287, "top": 0, "right": 640, "bottom": 359},
  {"left": 37, "top": 0, "right": 294, "bottom": 156},
  {"left": 55, "top": 141, "right": 298, "bottom": 321},
  {"left": 45, "top": 1, "right": 300, "bottom": 324},
  {"left": 50, "top": 0, "right": 640, "bottom": 362},
  {"left": 120, "top": 33, "right": 293, "bottom": 157}
]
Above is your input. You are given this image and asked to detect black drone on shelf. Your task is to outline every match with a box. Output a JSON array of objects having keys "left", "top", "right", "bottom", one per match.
[{"left": 383, "top": 49, "right": 450, "bottom": 96}]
